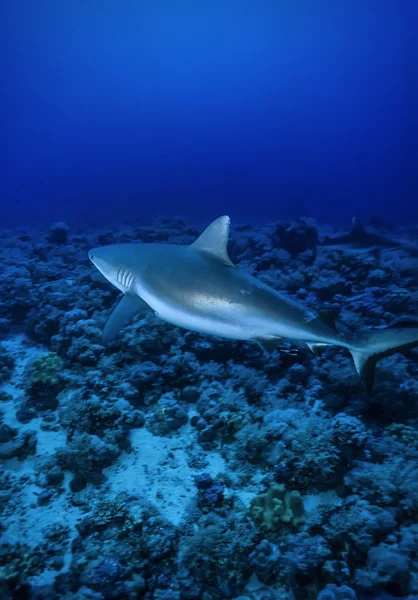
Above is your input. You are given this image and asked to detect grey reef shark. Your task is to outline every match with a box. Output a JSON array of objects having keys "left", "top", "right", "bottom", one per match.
[
  {"left": 89, "top": 216, "right": 418, "bottom": 392},
  {"left": 319, "top": 216, "right": 418, "bottom": 256}
]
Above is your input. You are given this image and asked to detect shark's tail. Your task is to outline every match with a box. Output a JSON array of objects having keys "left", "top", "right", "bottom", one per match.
[{"left": 348, "top": 319, "right": 418, "bottom": 392}]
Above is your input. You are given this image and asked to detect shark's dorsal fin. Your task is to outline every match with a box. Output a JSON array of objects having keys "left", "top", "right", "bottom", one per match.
[{"left": 191, "top": 215, "right": 235, "bottom": 267}]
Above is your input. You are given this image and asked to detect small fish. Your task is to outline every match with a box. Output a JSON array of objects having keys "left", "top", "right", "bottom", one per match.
[{"left": 89, "top": 216, "right": 418, "bottom": 392}]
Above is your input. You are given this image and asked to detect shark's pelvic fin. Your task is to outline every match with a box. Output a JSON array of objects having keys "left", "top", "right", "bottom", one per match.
[
  {"left": 191, "top": 215, "right": 235, "bottom": 267},
  {"left": 103, "top": 293, "right": 151, "bottom": 344},
  {"left": 307, "top": 342, "right": 328, "bottom": 357},
  {"left": 254, "top": 336, "right": 281, "bottom": 353}
]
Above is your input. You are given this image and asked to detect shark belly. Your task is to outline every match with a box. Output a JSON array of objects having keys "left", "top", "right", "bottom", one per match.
[
  {"left": 133, "top": 278, "right": 324, "bottom": 344},
  {"left": 141, "top": 293, "right": 251, "bottom": 339},
  {"left": 134, "top": 280, "right": 273, "bottom": 340},
  {"left": 129, "top": 246, "right": 343, "bottom": 346}
]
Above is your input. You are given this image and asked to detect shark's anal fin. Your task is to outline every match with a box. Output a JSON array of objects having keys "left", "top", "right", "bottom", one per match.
[
  {"left": 103, "top": 294, "right": 151, "bottom": 344},
  {"left": 254, "top": 337, "right": 281, "bottom": 353},
  {"left": 307, "top": 342, "right": 328, "bottom": 357},
  {"left": 351, "top": 350, "right": 378, "bottom": 394},
  {"left": 191, "top": 215, "right": 235, "bottom": 268}
]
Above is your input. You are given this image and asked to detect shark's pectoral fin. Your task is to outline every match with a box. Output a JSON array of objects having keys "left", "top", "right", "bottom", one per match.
[
  {"left": 191, "top": 215, "right": 235, "bottom": 268},
  {"left": 307, "top": 342, "right": 328, "bottom": 357},
  {"left": 253, "top": 336, "right": 281, "bottom": 353},
  {"left": 103, "top": 293, "right": 151, "bottom": 344}
]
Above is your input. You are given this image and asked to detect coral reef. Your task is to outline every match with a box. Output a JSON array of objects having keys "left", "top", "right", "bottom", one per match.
[
  {"left": 0, "top": 345, "right": 14, "bottom": 384},
  {"left": 46, "top": 222, "right": 70, "bottom": 245},
  {"left": 249, "top": 483, "right": 305, "bottom": 530},
  {"left": 24, "top": 352, "right": 64, "bottom": 411},
  {"left": 0, "top": 216, "right": 418, "bottom": 599}
]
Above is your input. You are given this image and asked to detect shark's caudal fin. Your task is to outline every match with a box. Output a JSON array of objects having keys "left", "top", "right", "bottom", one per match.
[{"left": 349, "top": 319, "right": 418, "bottom": 392}]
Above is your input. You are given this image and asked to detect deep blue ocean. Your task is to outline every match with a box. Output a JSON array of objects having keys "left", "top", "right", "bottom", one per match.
[
  {"left": 3, "top": 0, "right": 417, "bottom": 227},
  {"left": 2, "top": 3, "right": 418, "bottom": 600}
]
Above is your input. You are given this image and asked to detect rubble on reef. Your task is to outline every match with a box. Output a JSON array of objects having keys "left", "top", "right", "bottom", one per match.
[{"left": 1, "top": 216, "right": 418, "bottom": 600}]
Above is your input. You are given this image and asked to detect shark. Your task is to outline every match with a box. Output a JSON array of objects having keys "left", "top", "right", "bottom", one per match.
[
  {"left": 319, "top": 217, "right": 418, "bottom": 256},
  {"left": 89, "top": 216, "right": 418, "bottom": 392}
]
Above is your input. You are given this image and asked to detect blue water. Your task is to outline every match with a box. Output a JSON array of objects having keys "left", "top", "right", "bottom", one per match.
[
  {"left": 2, "top": 5, "right": 418, "bottom": 599},
  {"left": 3, "top": 0, "right": 417, "bottom": 228}
]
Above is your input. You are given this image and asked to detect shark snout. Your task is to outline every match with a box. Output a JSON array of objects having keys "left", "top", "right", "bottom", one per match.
[
  {"left": 88, "top": 249, "right": 109, "bottom": 275},
  {"left": 88, "top": 247, "right": 106, "bottom": 266}
]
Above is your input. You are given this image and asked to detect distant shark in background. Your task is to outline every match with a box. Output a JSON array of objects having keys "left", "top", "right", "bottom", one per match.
[
  {"left": 89, "top": 216, "right": 418, "bottom": 392},
  {"left": 319, "top": 217, "right": 418, "bottom": 256}
]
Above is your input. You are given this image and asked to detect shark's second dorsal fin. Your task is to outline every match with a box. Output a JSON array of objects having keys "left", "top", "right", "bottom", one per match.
[
  {"left": 191, "top": 215, "right": 235, "bottom": 267},
  {"left": 317, "top": 309, "right": 339, "bottom": 332},
  {"left": 351, "top": 217, "right": 365, "bottom": 236}
]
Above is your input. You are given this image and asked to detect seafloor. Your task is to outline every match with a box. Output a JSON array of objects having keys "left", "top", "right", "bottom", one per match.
[{"left": 1, "top": 216, "right": 418, "bottom": 600}]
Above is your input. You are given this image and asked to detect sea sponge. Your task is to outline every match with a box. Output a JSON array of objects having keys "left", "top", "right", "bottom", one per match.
[
  {"left": 385, "top": 423, "right": 418, "bottom": 447},
  {"left": 249, "top": 482, "right": 305, "bottom": 531},
  {"left": 25, "top": 352, "right": 64, "bottom": 410},
  {"left": 27, "top": 352, "right": 63, "bottom": 387}
]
